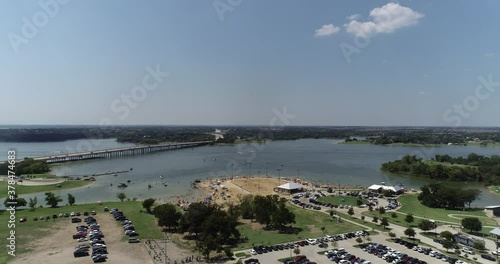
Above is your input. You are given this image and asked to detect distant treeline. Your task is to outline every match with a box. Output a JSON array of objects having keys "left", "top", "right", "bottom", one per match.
[
  {"left": 1, "top": 126, "right": 500, "bottom": 146},
  {"left": 381, "top": 154, "right": 500, "bottom": 184}
]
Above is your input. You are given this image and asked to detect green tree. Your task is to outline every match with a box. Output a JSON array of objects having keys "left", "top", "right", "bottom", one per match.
[
  {"left": 44, "top": 192, "right": 62, "bottom": 208},
  {"left": 270, "top": 198, "right": 295, "bottom": 230},
  {"left": 391, "top": 212, "right": 398, "bottom": 219},
  {"left": 355, "top": 237, "right": 363, "bottom": 244},
  {"left": 293, "top": 248, "right": 300, "bottom": 256},
  {"left": 142, "top": 198, "right": 156, "bottom": 213},
  {"left": 179, "top": 202, "right": 215, "bottom": 235},
  {"left": 440, "top": 231, "right": 454, "bottom": 241},
  {"left": 472, "top": 241, "right": 485, "bottom": 250},
  {"left": 3, "top": 194, "right": 27, "bottom": 207},
  {"left": 67, "top": 193, "right": 75, "bottom": 206},
  {"left": 418, "top": 219, "right": 435, "bottom": 232},
  {"left": 368, "top": 205, "right": 373, "bottom": 212},
  {"left": 405, "top": 214, "right": 414, "bottom": 226},
  {"left": 378, "top": 207, "right": 386, "bottom": 215},
  {"left": 224, "top": 248, "right": 234, "bottom": 259},
  {"left": 153, "top": 203, "right": 181, "bottom": 230},
  {"left": 389, "top": 232, "right": 396, "bottom": 238},
  {"left": 380, "top": 217, "right": 389, "bottom": 229},
  {"left": 442, "top": 240, "right": 454, "bottom": 252},
  {"left": 404, "top": 228, "right": 416, "bottom": 239},
  {"left": 356, "top": 199, "right": 363, "bottom": 206},
  {"left": 348, "top": 207, "right": 354, "bottom": 217},
  {"left": 117, "top": 192, "right": 127, "bottom": 202},
  {"left": 239, "top": 195, "right": 255, "bottom": 219},
  {"left": 461, "top": 217, "right": 482, "bottom": 233},
  {"left": 28, "top": 197, "right": 37, "bottom": 211},
  {"left": 320, "top": 227, "right": 326, "bottom": 234}
]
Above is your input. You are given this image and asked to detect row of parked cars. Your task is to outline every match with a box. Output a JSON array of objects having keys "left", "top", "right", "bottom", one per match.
[
  {"left": 284, "top": 255, "right": 316, "bottom": 264},
  {"left": 361, "top": 242, "right": 428, "bottom": 264},
  {"left": 393, "top": 238, "right": 470, "bottom": 264},
  {"left": 307, "top": 196, "right": 354, "bottom": 210},
  {"left": 324, "top": 248, "right": 371, "bottom": 264},
  {"left": 109, "top": 208, "right": 140, "bottom": 243},
  {"left": 73, "top": 216, "right": 108, "bottom": 263},
  {"left": 248, "top": 231, "right": 368, "bottom": 256}
]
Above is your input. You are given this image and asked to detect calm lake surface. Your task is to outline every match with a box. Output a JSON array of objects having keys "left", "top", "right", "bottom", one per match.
[{"left": 3, "top": 139, "right": 500, "bottom": 207}]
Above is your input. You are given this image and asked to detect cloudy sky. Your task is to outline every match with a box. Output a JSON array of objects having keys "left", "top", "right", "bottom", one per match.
[{"left": 1, "top": 0, "right": 499, "bottom": 126}]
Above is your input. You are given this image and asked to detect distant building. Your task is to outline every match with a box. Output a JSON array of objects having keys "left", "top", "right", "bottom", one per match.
[{"left": 454, "top": 233, "right": 483, "bottom": 247}]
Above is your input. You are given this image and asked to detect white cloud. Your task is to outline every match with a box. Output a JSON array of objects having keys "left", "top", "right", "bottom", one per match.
[
  {"left": 484, "top": 52, "right": 496, "bottom": 57},
  {"left": 345, "top": 3, "right": 424, "bottom": 37},
  {"left": 314, "top": 24, "right": 340, "bottom": 37},
  {"left": 346, "top": 14, "right": 360, "bottom": 21}
]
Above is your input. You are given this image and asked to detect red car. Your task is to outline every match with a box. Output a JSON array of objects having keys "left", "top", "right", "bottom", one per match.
[
  {"left": 294, "top": 255, "right": 307, "bottom": 262},
  {"left": 19, "top": 218, "right": 27, "bottom": 223}
]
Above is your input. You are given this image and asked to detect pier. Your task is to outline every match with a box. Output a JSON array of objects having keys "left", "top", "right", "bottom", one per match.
[{"left": 28, "top": 141, "right": 211, "bottom": 164}]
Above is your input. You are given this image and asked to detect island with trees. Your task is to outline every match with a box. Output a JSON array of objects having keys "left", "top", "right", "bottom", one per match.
[{"left": 381, "top": 154, "right": 500, "bottom": 184}]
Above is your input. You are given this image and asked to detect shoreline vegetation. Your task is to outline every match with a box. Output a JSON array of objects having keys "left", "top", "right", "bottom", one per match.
[{"left": 380, "top": 154, "right": 500, "bottom": 185}]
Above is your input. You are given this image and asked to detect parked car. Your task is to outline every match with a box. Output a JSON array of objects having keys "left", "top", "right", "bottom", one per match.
[
  {"left": 19, "top": 218, "right": 27, "bottom": 223},
  {"left": 128, "top": 238, "right": 140, "bottom": 243}
]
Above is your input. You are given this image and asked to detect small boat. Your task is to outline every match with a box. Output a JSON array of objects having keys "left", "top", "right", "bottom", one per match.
[
  {"left": 148, "top": 184, "right": 152, "bottom": 189},
  {"left": 127, "top": 179, "right": 131, "bottom": 183},
  {"left": 117, "top": 183, "right": 128, "bottom": 188},
  {"left": 113, "top": 174, "right": 117, "bottom": 176},
  {"left": 163, "top": 183, "right": 168, "bottom": 187},
  {"left": 194, "top": 179, "right": 201, "bottom": 183},
  {"left": 160, "top": 175, "right": 164, "bottom": 179},
  {"left": 130, "top": 168, "right": 133, "bottom": 171}
]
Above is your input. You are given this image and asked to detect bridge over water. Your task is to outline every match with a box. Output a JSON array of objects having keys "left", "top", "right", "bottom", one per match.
[{"left": 28, "top": 141, "right": 211, "bottom": 163}]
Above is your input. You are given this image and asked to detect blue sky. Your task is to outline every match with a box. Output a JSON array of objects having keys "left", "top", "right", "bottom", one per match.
[{"left": 1, "top": 0, "right": 499, "bottom": 126}]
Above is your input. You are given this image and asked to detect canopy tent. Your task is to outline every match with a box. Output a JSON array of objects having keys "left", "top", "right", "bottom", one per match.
[
  {"left": 274, "top": 182, "right": 303, "bottom": 194},
  {"left": 485, "top": 205, "right": 500, "bottom": 217},
  {"left": 368, "top": 184, "right": 404, "bottom": 193},
  {"left": 490, "top": 227, "right": 500, "bottom": 237}
]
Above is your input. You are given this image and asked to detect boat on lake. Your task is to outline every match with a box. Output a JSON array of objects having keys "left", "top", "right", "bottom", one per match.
[{"left": 117, "top": 183, "right": 128, "bottom": 188}]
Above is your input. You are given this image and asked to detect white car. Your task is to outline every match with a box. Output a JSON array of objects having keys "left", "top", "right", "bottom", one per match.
[
  {"left": 249, "top": 249, "right": 257, "bottom": 255},
  {"left": 455, "top": 261, "right": 469, "bottom": 264},
  {"left": 491, "top": 250, "right": 500, "bottom": 256},
  {"left": 462, "top": 247, "right": 474, "bottom": 254},
  {"left": 306, "top": 238, "right": 317, "bottom": 244}
]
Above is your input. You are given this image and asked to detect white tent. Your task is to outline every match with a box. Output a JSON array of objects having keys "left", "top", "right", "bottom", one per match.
[
  {"left": 274, "top": 182, "right": 303, "bottom": 193},
  {"left": 368, "top": 184, "right": 404, "bottom": 193},
  {"left": 277, "top": 182, "right": 302, "bottom": 190},
  {"left": 490, "top": 227, "right": 500, "bottom": 237}
]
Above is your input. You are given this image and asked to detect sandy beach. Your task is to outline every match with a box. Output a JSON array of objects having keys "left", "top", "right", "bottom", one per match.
[{"left": 0, "top": 175, "right": 65, "bottom": 186}]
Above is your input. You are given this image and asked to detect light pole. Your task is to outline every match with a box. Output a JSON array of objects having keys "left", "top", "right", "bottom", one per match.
[
  {"left": 258, "top": 170, "right": 261, "bottom": 193},
  {"left": 297, "top": 169, "right": 300, "bottom": 180},
  {"left": 265, "top": 162, "right": 269, "bottom": 177},
  {"left": 162, "top": 236, "right": 171, "bottom": 264},
  {"left": 231, "top": 163, "right": 234, "bottom": 178},
  {"left": 277, "top": 168, "right": 282, "bottom": 184}
]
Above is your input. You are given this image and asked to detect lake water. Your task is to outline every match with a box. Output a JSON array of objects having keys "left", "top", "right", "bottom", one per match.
[{"left": 2, "top": 139, "right": 499, "bottom": 207}]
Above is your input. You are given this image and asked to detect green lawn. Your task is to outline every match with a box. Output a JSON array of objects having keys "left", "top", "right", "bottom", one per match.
[
  {"left": 0, "top": 180, "right": 92, "bottom": 198},
  {"left": 488, "top": 185, "right": 500, "bottom": 195},
  {"left": 234, "top": 205, "right": 363, "bottom": 250},
  {"left": 397, "top": 194, "right": 493, "bottom": 226},
  {"left": 317, "top": 196, "right": 368, "bottom": 207},
  {"left": 0, "top": 201, "right": 162, "bottom": 264}
]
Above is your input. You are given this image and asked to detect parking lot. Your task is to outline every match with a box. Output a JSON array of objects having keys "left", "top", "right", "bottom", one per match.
[
  {"left": 10, "top": 209, "right": 152, "bottom": 264},
  {"left": 237, "top": 233, "right": 473, "bottom": 264}
]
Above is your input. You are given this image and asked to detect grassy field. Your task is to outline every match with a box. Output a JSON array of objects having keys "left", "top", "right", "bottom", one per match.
[
  {"left": 0, "top": 201, "right": 162, "bottom": 264},
  {"left": 397, "top": 194, "right": 495, "bottom": 226},
  {"left": 0, "top": 180, "right": 92, "bottom": 198},
  {"left": 234, "top": 205, "right": 363, "bottom": 250},
  {"left": 317, "top": 196, "right": 368, "bottom": 207}
]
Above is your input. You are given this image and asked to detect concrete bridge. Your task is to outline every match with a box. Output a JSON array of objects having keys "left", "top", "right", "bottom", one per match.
[{"left": 30, "top": 141, "right": 211, "bottom": 163}]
